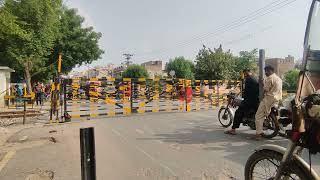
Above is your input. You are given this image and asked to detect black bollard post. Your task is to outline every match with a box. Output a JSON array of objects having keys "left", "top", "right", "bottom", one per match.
[
  {"left": 80, "top": 127, "right": 96, "bottom": 180},
  {"left": 23, "top": 99, "right": 26, "bottom": 125}
]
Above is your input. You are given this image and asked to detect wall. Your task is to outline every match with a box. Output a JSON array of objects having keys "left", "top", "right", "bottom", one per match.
[
  {"left": 0, "top": 71, "right": 11, "bottom": 107},
  {"left": 141, "top": 61, "right": 163, "bottom": 78},
  {"left": 265, "top": 56, "right": 295, "bottom": 78}
]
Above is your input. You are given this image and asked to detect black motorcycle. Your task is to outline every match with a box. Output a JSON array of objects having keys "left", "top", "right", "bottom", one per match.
[{"left": 218, "top": 92, "right": 280, "bottom": 139}]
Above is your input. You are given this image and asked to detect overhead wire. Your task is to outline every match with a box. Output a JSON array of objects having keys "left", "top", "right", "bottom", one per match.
[
  {"left": 134, "top": 0, "right": 298, "bottom": 59},
  {"left": 74, "top": 0, "right": 298, "bottom": 73}
]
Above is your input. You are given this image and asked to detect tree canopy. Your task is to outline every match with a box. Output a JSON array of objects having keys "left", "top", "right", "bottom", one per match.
[
  {"left": 122, "top": 64, "right": 149, "bottom": 78},
  {"left": 166, "top": 56, "right": 194, "bottom": 79},
  {"left": 194, "top": 45, "right": 258, "bottom": 80},
  {"left": 283, "top": 69, "right": 299, "bottom": 91},
  {"left": 0, "top": 0, "right": 104, "bottom": 92},
  {"left": 195, "top": 45, "right": 234, "bottom": 80},
  {"left": 234, "top": 49, "right": 258, "bottom": 76}
]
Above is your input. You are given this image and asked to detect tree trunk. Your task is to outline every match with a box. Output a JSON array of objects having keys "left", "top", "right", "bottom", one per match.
[{"left": 24, "top": 62, "right": 32, "bottom": 94}]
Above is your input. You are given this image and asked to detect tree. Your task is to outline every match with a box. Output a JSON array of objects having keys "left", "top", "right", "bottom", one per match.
[
  {"left": 166, "top": 56, "right": 194, "bottom": 79},
  {"left": 42, "top": 8, "right": 104, "bottom": 80},
  {"left": 233, "top": 49, "right": 258, "bottom": 79},
  {"left": 283, "top": 69, "right": 299, "bottom": 91},
  {"left": 0, "top": 0, "right": 61, "bottom": 92},
  {"left": 0, "top": 1, "right": 104, "bottom": 92},
  {"left": 122, "top": 64, "right": 149, "bottom": 78},
  {"left": 195, "top": 45, "right": 234, "bottom": 80}
]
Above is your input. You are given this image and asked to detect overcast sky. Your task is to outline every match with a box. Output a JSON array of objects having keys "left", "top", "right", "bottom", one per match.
[{"left": 66, "top": 0, "right": 312, "bottom": 68}]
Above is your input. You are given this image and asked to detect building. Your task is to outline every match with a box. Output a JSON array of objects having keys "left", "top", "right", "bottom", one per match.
[
  {"left": 265, "top": 55, "right": 295, "bottom": 77},
  {"left": 113, "top": 65, "right": 126, "bottom": 78},
  {"left": 94, "top": 64, "right": 114, "bottom": 78},
  {"left": 69, "top": 64, "right": 115, "bottom": 79},
  {"left": 0, "top": 66, "right": 15, "bottom": 107},
  {"left": 141, "top": 60, "right": 163, "bottom": 78}
]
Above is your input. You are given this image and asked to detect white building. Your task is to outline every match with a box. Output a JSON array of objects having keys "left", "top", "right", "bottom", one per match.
[{"left": 0, "top": 66, "right": 15, "bottom": 107}]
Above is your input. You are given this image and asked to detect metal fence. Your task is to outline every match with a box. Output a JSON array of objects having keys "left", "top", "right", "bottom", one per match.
[{"left": 64, "top": 78, "right": 242, "bottom": 119}]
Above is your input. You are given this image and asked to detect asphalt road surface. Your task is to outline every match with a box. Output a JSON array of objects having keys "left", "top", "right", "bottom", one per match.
[{"left": 0, "top": 110, "right": 319, "bottom": 180}]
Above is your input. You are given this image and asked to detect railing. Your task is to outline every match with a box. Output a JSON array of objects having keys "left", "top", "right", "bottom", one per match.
[{"left": 63, "top": 77, "right": 242, "bottom": 119}]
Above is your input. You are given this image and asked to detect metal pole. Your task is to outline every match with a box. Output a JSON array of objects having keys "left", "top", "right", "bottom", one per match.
[
  {"left": 80, "top": 127, "right": 96, "bottom": 180},
  {"left": 23, "top": 99, "right": 26, "bottom": 125},
  {"left": 184, "top": 80, "right": 187, "bottom": 111},
  {"left": 130, "top": 81, "right": 133, "bottom": 113},
  {"left": 217, "top": 81, "right": 220, "bottom": 107},
  {"left": 259, "top": 49, "right": 265, "bottom": 101},
  {"left": 63, "top": 80, "right": 67, "bottom": 121}
]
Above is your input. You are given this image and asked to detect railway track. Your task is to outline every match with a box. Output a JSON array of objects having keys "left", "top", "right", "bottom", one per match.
[{"left": 0, "top": 110, "right": 44, "bottom": 119}]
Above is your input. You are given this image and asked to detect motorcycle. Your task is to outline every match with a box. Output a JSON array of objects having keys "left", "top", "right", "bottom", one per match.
[
  {"left": 245, "top": 1, "right": 320, "bottom": 179},
  {"left": 218, "top": 91, "right": 281, "bottom": 139},
  {"left": 245, "top": 94, "right": 320, "bottom": 180},
  {"left": 277, "top": 95, "right": 295, "bottom": 137}
]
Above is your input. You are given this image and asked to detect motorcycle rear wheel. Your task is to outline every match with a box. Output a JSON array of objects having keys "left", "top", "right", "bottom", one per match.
[
  {"left": 245, "top": 150, "right": 311, "bottom": 180},
  {"left": 218, "top": 107, "right": 233, "bottom": 128},
  {"left": 262, "top": 113, "right": 279, "bottom": 139}
]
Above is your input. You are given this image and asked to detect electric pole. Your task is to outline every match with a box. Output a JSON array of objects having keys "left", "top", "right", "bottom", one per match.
[{"left": 122, "top": 53, "right": 133, "bottom": 66}]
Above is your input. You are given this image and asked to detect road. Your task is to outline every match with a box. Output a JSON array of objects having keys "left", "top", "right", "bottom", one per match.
[{"left": 0, "top": 110, "right": 319, "bottom": 180}]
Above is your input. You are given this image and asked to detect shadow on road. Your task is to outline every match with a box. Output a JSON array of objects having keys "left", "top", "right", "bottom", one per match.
[{"left": 137, "top": 122, "right": 320, "bottom": 167}]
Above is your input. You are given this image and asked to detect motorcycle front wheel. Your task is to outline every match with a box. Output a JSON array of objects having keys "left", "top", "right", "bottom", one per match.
[
  {"left": 245, "top": 150, "right": 311, "bottom": 180},
  {"left": 218, "top": 107, "right": 233, "bottom": 127}
]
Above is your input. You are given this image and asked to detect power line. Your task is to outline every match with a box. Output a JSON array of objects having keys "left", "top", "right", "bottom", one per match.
[
  {"left": 73, "top": 0, "right": 298, "bottom": 75},
  {"left": 134, "top": 0, "right": 298, "bottom": 58},
  {"left": 135, "top": 0, "right": 294, "bottom": 57}
]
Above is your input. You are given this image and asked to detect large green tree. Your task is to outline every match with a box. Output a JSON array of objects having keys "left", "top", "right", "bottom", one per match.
[
  {"left": 0, "top": 1, "right": 104, "bottom": 92},
  {"left": 233, "top": 49, "right": 258, "bottom": 78},
  {"left": 166, "top": 56, "right": 194, "bottom": 79},
  {"left": 0, "top": 0, "right": 61, "bottom": 92},
  {"left": 283, "top": 69, "right": 299, "bottom": 91},
  {"left": 122, "top": 64, "right": 149, "bottom": 78},
  {"left": 40, "top": 8, "right": 104, "bottom": 81},
  {"left": 195, "top": 45, "right": 234, "bottom": 80}
]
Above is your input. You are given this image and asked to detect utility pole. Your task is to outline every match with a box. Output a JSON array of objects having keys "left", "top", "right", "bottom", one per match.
[
  {"left": 259, "top": 49, "right": 265, "bottom": 101},
  {"left": 122, "top": 53, "right": 133, "bottom": 66}
]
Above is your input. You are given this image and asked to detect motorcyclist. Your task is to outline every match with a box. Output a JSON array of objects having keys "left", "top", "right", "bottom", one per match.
[
  {"left": 253, "top": 65, "right": 282, "bottom": 140},
  {"left": 225, "top": 69, "right": 259, "bottom": 135}
]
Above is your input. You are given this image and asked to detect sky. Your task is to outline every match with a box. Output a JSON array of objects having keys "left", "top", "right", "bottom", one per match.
[{"left": 65, "top": 0, "right": 313, "bottom": 69}]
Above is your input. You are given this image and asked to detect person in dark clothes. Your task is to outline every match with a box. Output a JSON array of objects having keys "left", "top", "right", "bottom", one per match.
[
  {"left": 34, "top": 82, "right": 44, "bottom": 105},
  {"left": 225, "top": 69, "right": 260, "bottom": 135}
]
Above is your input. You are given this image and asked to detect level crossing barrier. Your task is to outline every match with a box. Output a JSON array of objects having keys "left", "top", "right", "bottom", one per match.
[{"left": 63, "top": 77, "right": 242, "bottom": 119}]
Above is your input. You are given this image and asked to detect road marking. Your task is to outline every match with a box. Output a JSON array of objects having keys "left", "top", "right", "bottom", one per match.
[
  {"left": 0, "top": 151, "right": 16, "bottom": 172},
  {"left": 135, "top": 129, "right": 144, "bottom": 134},
  {"left": 110, "top": 128, "right": 177, "bottom": 176}
]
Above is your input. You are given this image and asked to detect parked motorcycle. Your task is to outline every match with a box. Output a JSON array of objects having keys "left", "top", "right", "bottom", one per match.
[
  {"left": 218, "top": 91, "right": 280, "bottom": 139},
  {"left": 245, "top": 1, "right": 320, "bottom": 179}
]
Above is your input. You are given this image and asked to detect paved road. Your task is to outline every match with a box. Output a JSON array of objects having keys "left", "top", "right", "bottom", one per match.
[{"left": 0, "top": 110, "right": 319, "bottom": 180}]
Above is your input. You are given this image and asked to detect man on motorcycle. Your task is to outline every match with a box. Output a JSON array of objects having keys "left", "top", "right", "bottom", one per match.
[
  {"left": 225, "top": 69, "right": 259, "bottom": 135},
  {"left": 253, "top": 65, "right": 282, "bottom": 140}
]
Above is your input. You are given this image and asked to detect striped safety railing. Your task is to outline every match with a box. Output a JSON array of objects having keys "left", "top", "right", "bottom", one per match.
[{"left": 63, "top": 77, "right": 243, "bottom": 119}]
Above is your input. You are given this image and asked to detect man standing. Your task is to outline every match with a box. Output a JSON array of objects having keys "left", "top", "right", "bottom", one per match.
[
  {"left": 225, "top": 69, "right": 259, "bottom": 135},
  {"left": 253, "top": 66, "right": 282, "bottom": 140}
]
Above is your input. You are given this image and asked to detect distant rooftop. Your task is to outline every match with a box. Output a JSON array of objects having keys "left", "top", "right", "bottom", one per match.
[{"left": 0, "top": 66, "right": 15, "bottom": 72}]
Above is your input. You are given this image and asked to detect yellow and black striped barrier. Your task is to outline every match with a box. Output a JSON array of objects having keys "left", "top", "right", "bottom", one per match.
[{"left": 63, "top": 77, "right": 243, "bottom": 120}]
